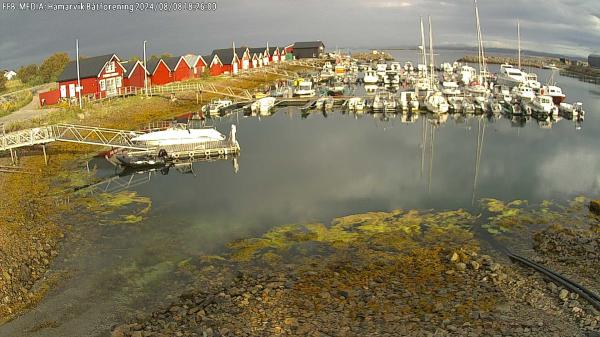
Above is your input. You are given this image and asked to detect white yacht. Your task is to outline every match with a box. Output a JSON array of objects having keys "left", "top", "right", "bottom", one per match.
[
  {"left": 404, "top": 62, "right": 414, "bottom": 73},
  {"left": 131, "top": 124, "right": 226, "bottom": 147},
  {"left": 524, "top": 72, "right": 541, "bottom": 90},
  {"left": 346, "top": 97, "right": 366, "bottom": 111},
  {"left": 531, "top": 95, "right": 558, "bottom": 116},
  {"left": 512, "top": 84, "right": 535, "bottom": 101},
  {"left": 294, "top": 81, "right": 316, "bottom": 97},
  {"left": 203, "top": 99, "right": 233, "bottom": 114},
  {"left": 363, "top": 69, "right": 379, "bottom": 84},
  {"left": 376, "top": 63, "right": 388, "bottom": 80},
  {"left": 425, "top": 91, "right": 449, "bottom": 114},
  {"left": 460, "top": 65, "right": 477, "bottom": 85},
  {"left": 496, "top": 64, "right": 526, "bottom": 88},
  {"left": 390, "top": 62, "right": 402, "bottom": 73},
  {"left": 399, "top": 91, "right": 419, "bottom": 111},
  {"left": 541, "top": 85, "right": 566, "bottom": 105},
  {"left": 250, "top": 97, "right": 276, "bottom": 115}
]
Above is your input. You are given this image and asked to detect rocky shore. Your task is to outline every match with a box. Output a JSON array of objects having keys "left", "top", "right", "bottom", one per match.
[{"left": 111, "top": 209, "right": 600, "bottom": 337}]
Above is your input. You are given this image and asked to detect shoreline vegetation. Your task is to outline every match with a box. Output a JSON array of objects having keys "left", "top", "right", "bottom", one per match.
[
  {"left": 111, "top": 203, "right": 600, "bottom": 337},
  {"left": 0, "top": 63, "right": 317, "bottom": 324},
  {"left": 458, "top": 54, "right": 564, "bottom": 69}
]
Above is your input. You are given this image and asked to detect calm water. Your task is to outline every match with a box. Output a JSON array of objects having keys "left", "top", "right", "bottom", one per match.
[{"left": 2, "top": 50, "right": 600, "bottom": 336}]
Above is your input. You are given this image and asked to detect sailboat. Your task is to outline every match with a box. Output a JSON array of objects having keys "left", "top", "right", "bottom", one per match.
[
  {"left": 424, "top": 16, "right": 449, "bottom": 114},
  {"left": 465, "top": 0, "right": 490, "bottom": 108}
]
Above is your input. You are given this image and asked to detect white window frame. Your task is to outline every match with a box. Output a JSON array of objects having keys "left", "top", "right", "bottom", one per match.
[
  {"left": 105, "top": 61, "right": 115, "bottom": 73},
  {"left": 115, "top": 77, "right": 122, "bottom": 88},
  {"left": 68, "top": 83, "right": 76, "bottom": 97},
  {"left": 99, "top": 79, "right": 106, "bottom": 91}
]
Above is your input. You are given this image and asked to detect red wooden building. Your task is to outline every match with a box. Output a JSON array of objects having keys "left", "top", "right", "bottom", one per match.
[
  {"left": 184, "top": 54, "right": 208, "bottom": 78},
  {"left": 122, "top": 60, "right": 148, "bottom": 88},
  {"left": 147, "top": 58, "right": 172, "bottom": 85},
  {"left": 164, "top": 56, "right": 192, "bottom": 82},
  {"left": 56, "top": 54, "right": 125, "bottom": 100},
  {"left": 209, "top": 47, "right": 243, "bottom": 75}
]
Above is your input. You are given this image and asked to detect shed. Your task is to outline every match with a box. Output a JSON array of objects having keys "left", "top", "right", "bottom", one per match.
[
  {"left": 292, "top": 41, "right": 325, "bottom": 59},
  {"left": 122, "top": 60, "right": 148, "bottom": 88},
  {"left": 147, "top": 58, "right": 172, "bottom": 85},
  {"left": 164, "top": 56, "right": 192, "bottom": 82},
  {"left": 57, "top": 53, "right": 124, "bottom": 99}
]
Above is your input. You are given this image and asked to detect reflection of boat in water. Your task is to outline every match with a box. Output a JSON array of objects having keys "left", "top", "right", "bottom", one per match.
[{"left": 251, "top": 97, "right": 276, "bottom": 115}]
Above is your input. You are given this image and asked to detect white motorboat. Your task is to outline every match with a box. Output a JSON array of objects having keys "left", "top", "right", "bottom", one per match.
[
  {"left": 541, "top": 85, "right": 566, "bottom": 105},
  {"left": 399, "top": 91, "right": 419, "bottom": 111},
  {"left": 404, "top": 62, "right": 414, "bottom": 73},
  {"left": 132, "top": 125, "right": 226, "bottom": 147},
  {"left": 460, "top": 65, "right": 477, "bottom": 85},
  {"left": 376, "top": 63, "right": 388, "bottom": 80},
  {"left": 316, "top": 96, "right": 334, "bottom": 110},
  {"left": 203, "top": 99, "right": 233, "bottom": 114},
  {"left": 512, "top": 84, "right": 535, "bottom": 101},
  {"left": 530, "top": 95, "right": 558, "bottom": 116},
  {"left": 524, "top": 72, "right": 541, "bottom": 90},
  {"left": 492, "top": 85, "right": 512, "bottom": 104},
  {"left": 559, "top": 102, "right": 584, "bottom": 118},
  {"left": 294, "top": 81, "right": 316, "bottom": 97},
  {"left": 441, "top": 81, "right": 461, "bottom": 96},
  {"left": 364, "top": 84, "right": 378, "bottom": 95},
  {"left": 425, "top": 91, "right": 449, "bottom": 114},
  {"left": 250, "top": 97, "right": 276, "bottom": 115},
  {"left": 363, "top": 69, "right": 379, "bottom": 84},
  {"left": 346, "top": 97, "right": 366, "bottom": 111},
  {"left": 390, "top": 62, "right": 402, "bottom": 73},
  {"left": 496, "top": 64, "right": 526, "bottom": 88}
]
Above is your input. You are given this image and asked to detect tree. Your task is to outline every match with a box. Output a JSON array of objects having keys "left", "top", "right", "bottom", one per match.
[
  {"left": 17, "top": 64, "right": 39, "bottom": 84},
  {"left": 38, "top": 52, "right": 70, "bottom": 83},
  {"left": 159, "top": 53, "right": 173, "bottom": 60},
  {"left": 130, "top": 55, "right": 141, "bottom": 62},
  {"left": 0, "top": 74, "right": 6, "bottom": 92}
]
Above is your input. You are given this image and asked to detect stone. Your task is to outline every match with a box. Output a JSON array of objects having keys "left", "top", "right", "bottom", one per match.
[
  {"left": 450, "top": 252, "right": 460, "bottom": 263},
  {"left": 456, "top": 263, "right": 467, "bottom": 271},
  {"left": 559, "top": 289, "right": 569, "bottom": 301},
  {"left": 131, "top": 331, "right": 143, "bottom": 337},
  {"left": 469, "top": 261, "right": 480, "bottom": 270},
  {"left": 110, "top": 328, "right": 125, "bottom": 337},
  {"left": 589, "top": 200, "right": 600, "bottom": 215},
  {"left": 547, "top": 282, "right": 558, "bottom": 293}
]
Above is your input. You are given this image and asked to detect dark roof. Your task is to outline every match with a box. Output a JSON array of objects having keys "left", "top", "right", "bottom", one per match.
[
  {"left": 146, "top": 59, "right": 165, "bottom": 74},
  {"left": 248, "top": 47, "right": 265, "bottom": 55},
  {"left": 202, "top": 55, "right": 213, "bottom": 64},
  {"left": 210, "top": 48, "right": 246, "bottom": 65},
  {"left": 58, "top": 54, "right": 116, "bottom": 82},
  {"left": 293, "top": 41, "right": 325, "bottom": 49},
  {"left": 122, "top": 61, "right": 148, "bottom": 78},
  {"left": 164, "top": 56, "right": 187, "bottom": 70}
]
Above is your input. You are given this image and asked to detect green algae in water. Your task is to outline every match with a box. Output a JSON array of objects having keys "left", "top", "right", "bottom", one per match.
[{"left": 80, "top": 191, "right": 152, "bottom": 225}]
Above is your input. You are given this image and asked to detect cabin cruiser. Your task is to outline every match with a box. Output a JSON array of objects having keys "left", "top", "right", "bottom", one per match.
[
  {"left": 559, "top": 102, "right": 584, "bottom": 119},
  {"left": 372, "top": 91, "right": 397, "bottom": 112},
  {"left": 363, "top": 69, "right": 379, "bottom": 84},
  {"left": 346, "top": 97, "right": 366, "bottom": 111},
  {"left": 496, "top": 64, "right": 526, "bottom": 88},
  {"left": 460, "top": 65, "right": 477, "bottom": 85},
  {"left": 203, "top": 99, "right": 233, "bottom": 115},
  {"left": 250, "top": 97, "right": 276, "bottom": 115},
  {"left": 441, "top": 81, "right": 461, "bottom": 96},
  {"left": 492, "top": 85, "right": 512, "bottom": 104},
  {"left": 389, "top": 62, "right": 402, "bottom": 73},
  {"left": 404, "top": 62, "right": 414, "bottom": 73},
  {"left": 131, "top": 124, "right": 226, "bottom": 147},
  {"left": 316, "top": 96, "right": 334, "bottom": 110},
  {"left": 398, "top": 91, "right": 419, "bottom": 111},
  {"left": 376, "top": 63, "right": 388, "bottom": 80},
  {"left": 541, "top": 85, "right": 566, "bottom": 105},
  {"left": 294, "top": 81, "right": 316, "bottom": 97},
  {"left": 425, "top": 91, "right": 449, "bottom": 114},
  {"left": 529, "top": 95, "right": 559, "bottom": 116},
  {"left": 327, "top": 81, "right": 346, "bottom": 96},
  {"left": 512, "top": 84, "right": 535, "bottom": 101},
  {"left": 524, "top": 72, "right": 541, "bottom": 90}
]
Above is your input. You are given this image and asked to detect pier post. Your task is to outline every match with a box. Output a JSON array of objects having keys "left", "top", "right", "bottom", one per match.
[{"left": 42, "top": 145, "right": 48, "bottom": 165}]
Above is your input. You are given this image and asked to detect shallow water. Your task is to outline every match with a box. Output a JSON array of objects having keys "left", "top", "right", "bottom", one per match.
[{"left": 2, "top": 50, "right": 599, "bottom": 336}]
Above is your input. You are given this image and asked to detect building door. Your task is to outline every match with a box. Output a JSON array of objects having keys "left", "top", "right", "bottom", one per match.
[
  {"left": 233, "top": 63, "right": 238, "bottom": 75},
  {"left": 68, "top": 83, "right": 76, "bottom": 97},
  {"left": 243, "top": 59, "right": 249, "bottom": 70},
  {"left": 60, "top": 85, "right": 67, "bottom": 98},
  {"left": 106, "top": 77, "right": 117, "bottom": 96}
]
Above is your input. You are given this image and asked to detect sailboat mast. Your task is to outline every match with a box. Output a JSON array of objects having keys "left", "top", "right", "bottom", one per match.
[
  {"left": 474, "top": 0, "right": 482, "bottom": 76},
  {"left": 428, "top": 16, "right": 435, "bottom": 88},
  {"left": 420, "top": 17, "right": 428, "bottom": 79},
  {"left": 517, "top": 19, "right": 521, "bottom": 69}
]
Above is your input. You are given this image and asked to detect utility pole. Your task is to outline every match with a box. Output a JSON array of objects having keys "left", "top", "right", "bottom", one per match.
[
  {"left": 143, "top": 40, "right": 148, "bottom": 97},
  {"left": 76, "top": 39, "right": 82, "bottom": 109}
]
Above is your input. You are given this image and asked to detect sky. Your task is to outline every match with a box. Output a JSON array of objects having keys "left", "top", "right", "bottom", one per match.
[{"left": 0, "top": 0, "right": 598, "bottom": 69}]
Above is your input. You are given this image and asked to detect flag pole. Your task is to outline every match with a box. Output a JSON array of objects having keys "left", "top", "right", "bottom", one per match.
[{"left": 76, "top": 39, "right": 82, "bottom": 109}]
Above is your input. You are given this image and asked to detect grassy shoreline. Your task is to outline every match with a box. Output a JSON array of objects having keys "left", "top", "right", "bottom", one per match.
[{"left": 0, "top": 63, "right": 318, "bottom": 324}]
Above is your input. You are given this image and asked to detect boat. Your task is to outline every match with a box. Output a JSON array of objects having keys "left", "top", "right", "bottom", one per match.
[
  {"left": 131, "top": 124, "right": 226, "bottom": 147},
  {"left": 512, "top": 84, "right": 535, "bottom": 101},
  {"left": 542, "top": 63, "right": 560, "bottom": 70},
  {"left": 399, "top": 91, "right": 419, "bottom": 111},
  {"left": 559, "top": 102, "right": 584, "bottom": 118},
  {"left": 529, "top": 95, "right": 558, "bottom": 116},
  {"left": 363, "top": 69, "right": 378, "bottom": 84},
  {"left": 316, "top": 96, "right": 334, "bottom": 110},
  {"left": 492, "top": 85, "right": 512, "bottom": 104},
  {"left": 327, "top": 81, "right": 346, "bottom": 96},
  {"left": 346, "top": 97, "right": 366, "bottom": 111},
  {"left": 389, "top": 62, "right": 402, "bottom": 73},
  {"left": 496, "top": 64, "right": 526, "bottom": 88},
  {"left": 460, "top": 65, "right": 477, "bottom": 85},
  {"left": 364, "top": 84, "right": 378, "bottom": 95},
  {"left": 250, "top": 97, "right": 276, "bottom": 115},
  {"left": 376, "top": 63, "right": 388, "bottom": 80},
  {"left": 404, "top": 62, "right": 414, "bottom": 73},
  {"left": 294, "top": 81, "right": 316, "bottom": 97},
  {"left": 524, "top": 72, "right": 541, "bottom": 90},
  {"left": 203, "top": 99, "right": 233, "bottom": 115},
  {"left": 425, "top": 91, "right": 449, "bottom": 114},
  {"left": 334, "top": 64, "right": 346, "bottom": 76},
  {"left": 541, "top": 85, "right": 566, "bottom": 105}
]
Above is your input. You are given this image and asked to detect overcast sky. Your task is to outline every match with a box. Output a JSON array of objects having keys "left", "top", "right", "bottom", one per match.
[{"left": 0, "top": 0, "right": 598, "bottom": 69}]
